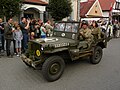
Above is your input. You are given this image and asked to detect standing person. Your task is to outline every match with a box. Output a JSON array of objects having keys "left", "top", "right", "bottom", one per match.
[
  {"left": 13, "top": 21, "right": 19, "bottom": 54},
  {"left": 113, "top": 20, "right": 119, "bottom": 38},
  {"left": 19, "top": 17, "right": 30, "bottom": 53},
  {"left": 115, "top": 20, "right": 119, "bottom": 38},
  {"left": 118, "top": 22, "right": 120, "bottom": 37},
  {"left": 107, "top": 22, "right": 113, "bottom": 37},
  {"left": 13, "top": 25, "right": 23, "bottom": 56},
  {"left": 0, "top": 18, "right": 4, "bottom": 51},
  {"left": 34, "top": 23, "right": 41, "bottom": 38},
  {"left": 4, "top": 18, "right": 14, "bottom": 57},
  {"left": 44, "top": 20, "right": 53, "bottom": 37},
  {"left": 40, "top": 22, "right": 46, "bottom": 38}
]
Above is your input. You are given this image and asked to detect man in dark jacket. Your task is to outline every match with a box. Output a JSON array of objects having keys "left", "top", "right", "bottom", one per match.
[
  {"left": 4, "top": 18, "right": 14, "bottom": 57},
  {"left": 0, "top": 18, "right": 4, "bottom": 51},
  {"left": 19, "top": 17, "right": 30, "bottom": 53}
]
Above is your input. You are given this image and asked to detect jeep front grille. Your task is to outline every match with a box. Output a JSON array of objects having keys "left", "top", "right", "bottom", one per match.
[{"left": 28, "top": 42, "right": 41, "bottom": 55}]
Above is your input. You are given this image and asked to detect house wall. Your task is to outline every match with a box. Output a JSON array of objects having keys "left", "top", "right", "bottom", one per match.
[
  {"left": 103, "top": 12, "right": 109, "bottom": 17},
  {"left": 21, "top": 4, "right": 46, "bottom": 21},
  {"left": 71, "top": 0, "right": 78, "bottom": 21},
  {"left": 86, "top": 0, "right": 103, "bottom": 17},
  {"left": 22, "top": 4, "right": 46, "bottom": 11},
  {"left": 24, "top": 8, "right": 40, "bottom": 19},
  {"left": 81, "top": 0, "right": 88, "bottom": 2},
  {"left": 43, "top": 0, "right": 49, "bottom": 2}
]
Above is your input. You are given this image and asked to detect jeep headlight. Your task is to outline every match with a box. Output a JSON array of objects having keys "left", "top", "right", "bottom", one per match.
[
  {"left": 41, "top": 46, "right": 44, "bottom": 51},
  {"left": 36, "top": 50, "right": 41, "bottom": 57}
]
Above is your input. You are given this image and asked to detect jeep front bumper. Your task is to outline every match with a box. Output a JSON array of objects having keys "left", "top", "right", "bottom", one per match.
[{"left": 21, "top": 54, "right": 36, "bottom": 68}]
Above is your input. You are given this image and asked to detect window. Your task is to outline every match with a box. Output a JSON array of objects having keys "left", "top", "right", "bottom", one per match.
[
  {"left": 24, "top": 13, "right": 34, "bottom": 19},
  {"left": 115, "top": 2, "right": 120, "bottom": 10},
  {"left": 54, "top": 23, "right": 65, "bottom": 31}
]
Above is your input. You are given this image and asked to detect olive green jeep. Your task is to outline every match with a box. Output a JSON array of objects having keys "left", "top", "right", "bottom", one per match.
[{"left": 21, "top": 21, "right": 109, "bottom": 82}]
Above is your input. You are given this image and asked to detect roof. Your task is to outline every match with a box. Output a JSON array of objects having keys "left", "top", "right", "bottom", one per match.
[
  {"left": 80, "top": 0, "right": 95, "bottom": 17},
  {"left": 80, "top": 0, "right": 116, "bottom": 17},
  {"left": 99, "top": 0, "right": 116, "bottom": 11},
  {"left": 23, "top": 0, "right": 48, "bottom": 5},
  {"left": 86, "top": 0, "right": 103, "bottom": 17}
]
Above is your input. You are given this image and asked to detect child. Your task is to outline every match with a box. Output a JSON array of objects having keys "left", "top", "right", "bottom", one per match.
[
  {"left": 30, "top": 32, "right": 35, "bottom": 40},
  {"left": 13, "top": 25, "right": 23, "bottom": 56}
]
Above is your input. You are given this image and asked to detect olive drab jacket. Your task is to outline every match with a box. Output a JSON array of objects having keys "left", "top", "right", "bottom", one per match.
[
  {"left": 4, "top": 23, "right": 13, "bottom": 40},
  {"left": 91, "top": 27, "right": 101, "bottom": 40},
  {"left": 79, "top": 28, "right": 93, "bottom": 42}
]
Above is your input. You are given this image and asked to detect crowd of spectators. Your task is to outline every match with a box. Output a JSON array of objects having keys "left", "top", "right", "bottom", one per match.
[
  {"left": 87, "top": 19, "right": 120, "bottom": 38},
  {"left": 0, "top": 17, "right": 53, "bottom": 57},
  {"left": 0, "top": 17, "right": 120, "bottom": 58}
]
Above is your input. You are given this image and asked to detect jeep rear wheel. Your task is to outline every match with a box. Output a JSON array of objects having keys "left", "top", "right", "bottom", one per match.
[
  {"left": 90, "top": 46, "right": 103, "bottom": 64},
  {"left": 42, "top": 56, "right": 65, "bottom": 82}
]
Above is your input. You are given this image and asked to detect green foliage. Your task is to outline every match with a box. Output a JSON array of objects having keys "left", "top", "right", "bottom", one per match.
[
  {"left": 0, "top": 0, "right": 23, "bottom": 20},
  {"left": 47, "top": 0, "right": 72, "bottom": 21}
]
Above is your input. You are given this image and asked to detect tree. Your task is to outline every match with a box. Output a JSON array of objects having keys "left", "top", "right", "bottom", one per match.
[
  {"left": 0, "top": 0, "right": 23, "bottom": 20},
  {"left": 47, "top": 0, "right": 72, "bottom": 21}
]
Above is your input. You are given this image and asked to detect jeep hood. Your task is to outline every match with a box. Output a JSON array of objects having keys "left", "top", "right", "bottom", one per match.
[{"left": 31, "top": 37, "right": 78, "bottom": 47}]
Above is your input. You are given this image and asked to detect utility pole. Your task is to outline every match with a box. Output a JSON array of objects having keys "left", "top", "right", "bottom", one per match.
[{"left": 77, "top": 0, "right": 81, "bottom": 21}]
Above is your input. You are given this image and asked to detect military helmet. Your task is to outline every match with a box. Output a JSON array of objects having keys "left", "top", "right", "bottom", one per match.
[{"left": 81, "top": 20, "right": 88, "bottom": 26}]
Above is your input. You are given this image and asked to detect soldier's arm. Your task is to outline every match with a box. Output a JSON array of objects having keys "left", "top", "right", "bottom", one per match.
[
  {"left": 97, "top": 28, "right": 101, "bottom": 39},
  {"left": 84, "top": 30, "right": 92, "bottom": 38}
]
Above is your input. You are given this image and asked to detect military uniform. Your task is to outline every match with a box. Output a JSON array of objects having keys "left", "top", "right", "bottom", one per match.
[
  {"left": 78, "top": 28, "right": 93, "bottom": 49},
  {"left": 92, "top": 27, "right": 101, "bottom": 41}
]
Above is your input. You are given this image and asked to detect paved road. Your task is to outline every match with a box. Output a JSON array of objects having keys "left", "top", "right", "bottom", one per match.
[{"left": 0, "top": 38, "right": 120, "bottom": 90}]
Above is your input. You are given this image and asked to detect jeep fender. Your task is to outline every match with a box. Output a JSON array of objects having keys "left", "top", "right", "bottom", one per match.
[{"left": 96, "top": 41, "right": 106, "bottom": 49}]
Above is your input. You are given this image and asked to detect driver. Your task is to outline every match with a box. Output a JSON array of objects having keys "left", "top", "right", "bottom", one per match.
[{"left": 78, "top": 20, "right": 93, "bottom": 50}]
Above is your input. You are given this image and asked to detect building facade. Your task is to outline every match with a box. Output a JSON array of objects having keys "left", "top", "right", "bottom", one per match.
[
  {"left": 112, "top": 0, "right": 120, "bottom": 21},
  {"left": 20, "top": 0, "right": 48, "bottom": 22},
  {"left": 18, "top": 0, "right": 120, "bottom": 22},
  {"left": 42, "top": 0, "right": 79, "bottom": 21},
  {"left": 80, "top": 0, "right": 120, "bottom": 21}
]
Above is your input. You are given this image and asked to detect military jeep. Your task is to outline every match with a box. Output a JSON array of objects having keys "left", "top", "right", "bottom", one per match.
[{"left": 21, "top": 21, "right": 109, "bottom": 82}]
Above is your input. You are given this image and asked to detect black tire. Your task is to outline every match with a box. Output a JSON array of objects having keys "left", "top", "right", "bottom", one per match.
[
  {"left": 90, "top": 46, "right": 103, "bottom": 64},
  {"left": 42, "top": 56, "right": 65, "bottom": 82}
]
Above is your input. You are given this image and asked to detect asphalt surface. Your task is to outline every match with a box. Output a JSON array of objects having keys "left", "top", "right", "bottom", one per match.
[{"left": 0, "top": 38, "right": 120, "bottom": 90}]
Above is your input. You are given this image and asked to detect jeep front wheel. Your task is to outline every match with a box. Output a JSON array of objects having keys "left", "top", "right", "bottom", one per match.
[
  {"left": 90, "top": 46, "right": 103, "bottom": 64},
  {"left": 42, "top": 56, "right": 65, "bottom": 82}
]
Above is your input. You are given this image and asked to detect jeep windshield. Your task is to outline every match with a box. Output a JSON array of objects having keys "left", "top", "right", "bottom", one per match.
[
  {"left": 53, "top": 22, "right": 80, "bottom": 40},
  {"left": 54, "top": 22, "right": 79, "bottom": 33}
]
